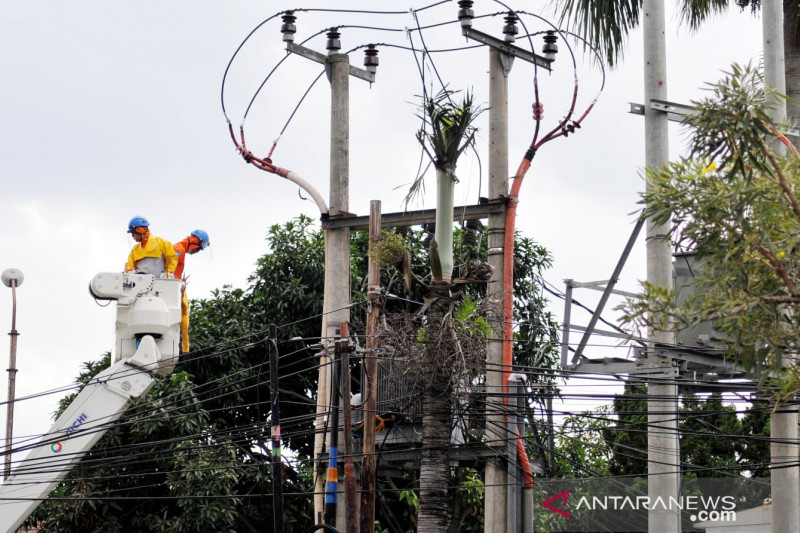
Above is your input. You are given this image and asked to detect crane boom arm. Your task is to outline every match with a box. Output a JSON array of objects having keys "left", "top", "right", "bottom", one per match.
[
  {"left": 0, "top": 338, "right": 159, "bottom": 533},
  {"left": 0, "top": 274, "right": 182, "bottom": 532}
]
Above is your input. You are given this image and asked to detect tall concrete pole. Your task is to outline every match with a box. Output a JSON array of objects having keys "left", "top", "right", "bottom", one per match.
[
  {"left": 770, "top": 402, "right": 799, "bottom": 532},
  {"left": 642, "top": 0, "right": 680, "bottom": 531},
  {"left": 327, "top": 53, "right": 352, "bottom": 330},
  {"left": 782, "top": 0, "right": 800, "bottom": 154},
  {"left": 484, "top": 48, "right": 509, "bottom": 533},
  {"left": 328, "top": 52, "right": 352, "bottom": 533},
  {"left": 764, "top": 0, "right": 787, "bottom": 126},
  {"left": 762, "top": 1, "right": 799, "bottom": 530},
  {"left": 313, "top": 50, "right": 353, "bottom": 525},
  {"left": 2, "top": 269, "right": 23, "bottom": 481}
]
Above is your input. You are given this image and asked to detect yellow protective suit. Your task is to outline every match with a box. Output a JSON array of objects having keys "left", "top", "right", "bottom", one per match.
[
  {"left": 173, "top": 236, "right": 197, "bottom": 353},
  {"left": 125, "top": 235, "right": 178, "bottom": 277}
]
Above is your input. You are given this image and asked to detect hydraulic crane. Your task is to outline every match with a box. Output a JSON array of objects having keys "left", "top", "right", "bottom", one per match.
[{"left": 0, "top": 273, "right": 182, "bottom": 532}]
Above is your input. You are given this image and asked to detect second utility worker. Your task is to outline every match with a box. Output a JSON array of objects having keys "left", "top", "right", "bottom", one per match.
[
  {"left": 125, "top": 216, "right": 178, "bottom": 278},
  {"left": 173, "top": 230, "right": 210, "bottom": 353}
]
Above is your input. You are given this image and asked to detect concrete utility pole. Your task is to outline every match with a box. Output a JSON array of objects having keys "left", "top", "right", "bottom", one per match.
[
  {"left": 770, "top": 402, "right": 799, "bottom": 532},
  {"left": 485, "top": 48, "right": 509, "bottom": 533},
  {"left": 2, "top": 268, "right": 23, "bottom": 481},
  {"left": 285, "top": 26, "right": 376, "bottom": 523},
  {"left": 642, "top": 0, "right": 681, "bottom": 531},
  {"left": 762, "top": 1, "right": 800, "bottom": 530},
  {"left": 328, "top": 48, "right": 352, "bottom": 533}
]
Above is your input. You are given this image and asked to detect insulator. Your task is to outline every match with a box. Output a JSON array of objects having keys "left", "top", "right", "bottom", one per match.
[
  {"left": 502, "top": 12, "right": 518, "bottom": 43},
  {"left": 543, "top": 31, "right": 558, "bottom": 61},
  {"left": 532, "top": 102, "right": 544, "bottom": 121},
  {"left": 464, "top": 219, "right": 483, "bottom": 258},
  {"left": 457, "top": 1, "right": 474, "bottom": 28},
  {"left": 422, "top": 223, "right": 435, "bottom": 248},
  {"left": 364, "top": 45, "right": 379, "bottom": 74},
  {"left": 463, "top": 230, "right": 477, "bottom": 249},
  {"left": 326, "top": 28, "right": 341, "bottom": 52},
  {"left": 281, "top": 12, "right": 297, "bottom": 43},
  {"left": 466, "top": 218, "right": 483, "bottom": 233},
  {"left": 394, "top": 226, "right": 412, "bottom": 240}
]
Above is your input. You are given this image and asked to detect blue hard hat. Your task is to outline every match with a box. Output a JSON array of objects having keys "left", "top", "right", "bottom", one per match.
[
  {"left": 191, "top": 229, "right": 210, "bottom": 249},
  {"left": 127, "top": 216, "right": 149, "bottom": 233}
]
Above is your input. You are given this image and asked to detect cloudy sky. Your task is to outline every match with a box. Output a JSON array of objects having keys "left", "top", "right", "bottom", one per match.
[{"left": 0, "top": 2, "right": 762, "bottom": 460}]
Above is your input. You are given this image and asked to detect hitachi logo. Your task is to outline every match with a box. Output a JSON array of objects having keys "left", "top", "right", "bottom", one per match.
[{"left": 65, "top": 413, "right": 88, "bottom": 438}]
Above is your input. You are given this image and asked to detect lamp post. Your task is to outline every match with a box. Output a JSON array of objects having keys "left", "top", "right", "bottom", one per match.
[{"left": 2, "top": 268, "right": 23, "bottom": 480}]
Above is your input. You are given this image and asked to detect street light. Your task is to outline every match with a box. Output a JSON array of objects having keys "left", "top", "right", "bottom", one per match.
[{"left": 2, "top": 268, "right": 23, "bottom": 480}]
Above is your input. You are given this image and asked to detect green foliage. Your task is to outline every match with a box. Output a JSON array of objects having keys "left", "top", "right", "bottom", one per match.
[
  {"left": 247, "top": 215, "right": 326, "bottom": 339},
  {"left": 399, "top": 489, "right": 420, "bottom": 515},
  {"left": 738, "top": 401, "right": 771, "bottom": 478},
  {"left": 406, "top": 88, "right": 484, "bottom": 207},
  {"left": 416, "top": 88, "right": 483, "bottom": 171},
  {"left": 544, "top": 390, "right": 771, "bottom": 533},
  {"left": 512, "top": 234, "right": 561, "bottom": 381},
  {"left": 681, "top": 392, "right": 745, "bottom": 478},
  {"left": 554, "top": 0, "right": 642, "bottom": 68},
  {"left": 554, "top": 0, "right": 756, "bottom": 68},
  {"left": 371, "top": 469, "right": 485, "bottom": 533},
  {"left": 603, "top": 385, "right": 648, "bottom": 477},
  {"left": 369, "top": 231, "right": 407, "bottom": 267},
  {"left": 554, "top": 405, "right": 614, "bottom": 477},
  {"left": 562, "top": 385, "right": 772, "bottom": 482},
  {"left": 453, "top": 297, "right": 491, "bottom": 339},
  {"left": 29, "top": 367, "right": 249, "bottom": 533},
  {"left": 447, "top": 468, "right": 484, "bottom": 533},
  {"left": 622, "top": 63, "right": 800, "bottom": 399}
]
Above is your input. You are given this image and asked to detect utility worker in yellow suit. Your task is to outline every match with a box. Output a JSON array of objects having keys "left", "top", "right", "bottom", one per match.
[
  {"left": 173, "top": 230, "right": 210, "bottom": 353},
  {"left": 125, "top": 216, "right": 178, "bottom": 277}
]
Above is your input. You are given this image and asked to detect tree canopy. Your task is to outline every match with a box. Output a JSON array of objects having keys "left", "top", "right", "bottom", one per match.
[{"left": 622, "top": 63, "right": 800, "bottom": 400}]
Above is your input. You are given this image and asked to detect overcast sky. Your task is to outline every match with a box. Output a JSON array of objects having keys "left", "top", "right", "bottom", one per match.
[{"left": 0, "top": 2, "right": 763, "bottom": 462}]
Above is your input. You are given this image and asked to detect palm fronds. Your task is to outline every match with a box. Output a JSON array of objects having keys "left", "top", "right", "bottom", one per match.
[{"left": 405, "top": 88, "right": 484, "bottom": 206}]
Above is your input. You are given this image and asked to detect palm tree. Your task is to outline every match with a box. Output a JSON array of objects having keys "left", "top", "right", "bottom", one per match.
[
  {"left": 555, "top": 0, "right": 800, "bottom": 148},
  {"left": 412, "top": 88, "right": 482, "bottom": 532},
  {"left": 413, "top": 88, "right": 482, "bottom": 283}
]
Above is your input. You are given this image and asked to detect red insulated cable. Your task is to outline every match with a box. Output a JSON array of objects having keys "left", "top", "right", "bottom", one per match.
[
  {"left": 534, "top": 83, "right": 579, "bottom": 150},
  {"left": 500, "top": 161, "right": 534, "bottom": 490},
  {"left": 502, "top": 158, "right": 530, "bottom": 396},
  {"left": 500, "top": 80, "right": 585, "bottom": 399},
  {"left": 499, "top": 78, "right": 586, "bottom": 489},
  {"left": 517, "top": 432, "right": 534, "bottom": 489},
  {"left": 227, "top": 123, "right": 239, "bottom": 148},
  {"left": 228, "top": 123, "right": 284, "bottom": 174}
]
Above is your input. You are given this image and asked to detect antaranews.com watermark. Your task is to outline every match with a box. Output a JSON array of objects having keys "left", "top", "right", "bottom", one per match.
[
  {"left": 535, "top": 477, "right": 767, "bottom": 532},
  {"left": 573, "top": 494, "right": 737, "bottom": 522}
]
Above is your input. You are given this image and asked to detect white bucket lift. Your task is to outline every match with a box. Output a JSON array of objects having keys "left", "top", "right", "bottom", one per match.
[{"left": 0, "top": 272, "right": 183, "bottom": 532}]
